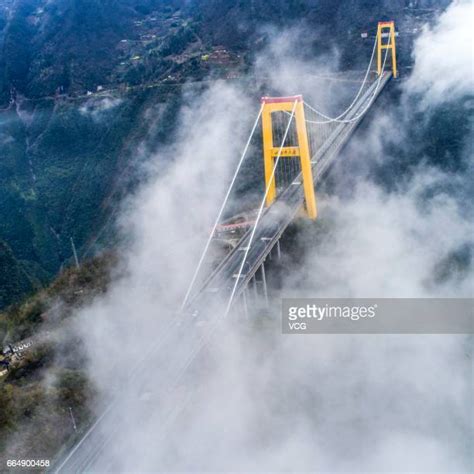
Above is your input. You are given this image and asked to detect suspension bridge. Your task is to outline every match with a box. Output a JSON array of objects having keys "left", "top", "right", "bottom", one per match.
[{"left": 53, "top": 21, "right": 398, "bottom": 472}]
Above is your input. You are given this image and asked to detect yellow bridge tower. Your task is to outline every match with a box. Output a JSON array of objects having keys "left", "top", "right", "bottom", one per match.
[
  {"left": 377, "top": 21, "right": 398, "bottom": 78},
  {"left": 261, "top": 95, "right": 317, "bottom": 220}
]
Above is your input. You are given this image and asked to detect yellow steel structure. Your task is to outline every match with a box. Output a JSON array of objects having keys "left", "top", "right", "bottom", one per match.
[
  {"left": 261, "top": 95, "right": 317, "bottom": 219},
  {"left": 377, "top": 21, "right": 398, "bottom": 78}
]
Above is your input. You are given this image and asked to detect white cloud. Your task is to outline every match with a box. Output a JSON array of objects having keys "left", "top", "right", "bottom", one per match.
[
  {"left": 79, "top": 96, "right": 123, "bottom": 121},
  {"left": 284, "top": 170, "right": 473, "bottom": 298},
  {"left": 405, "top": 0, "right": 474, "bottom": 107},
  {"left": 76, "top": 80, "right": 254, "bottom": 392}
]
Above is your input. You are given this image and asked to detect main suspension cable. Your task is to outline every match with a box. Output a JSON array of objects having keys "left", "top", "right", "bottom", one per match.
[
  {"left": 301, "top": 35, "right": 378, "bottom": 124},
  {"left": 181, "top": 104, "right": 264, "bottom": 309},
  {"left": 304, "top": 32, "right": 391, "bottom": 125}
]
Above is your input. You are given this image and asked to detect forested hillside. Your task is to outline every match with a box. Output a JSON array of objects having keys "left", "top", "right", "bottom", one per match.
[{"left": 0, "top": 0, "right": 450, "bottom": 308}]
